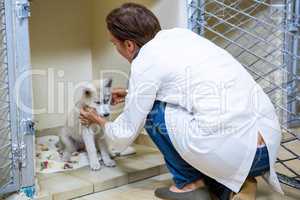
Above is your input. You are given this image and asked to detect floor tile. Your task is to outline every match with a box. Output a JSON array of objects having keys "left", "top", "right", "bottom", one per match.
[
  {"left": 284, "top": 159, "right": 300, "bottom": 175},
  {"left": 39, "top": 173, "right": 93, "bottom": 200},
  {"left": 275, "top": 163, "right": 295, "bottom": 177},
  {"left": 278, "top": 146, "right": 295, "bottom": 160},
  {"left": 113, "top": 145, "right": 165, "bottom": 183},
  {"left": 37, "top": 172, "right": 63, "bottom": 181},
  {"left": 74, "top": 174, "right": 172, "bottom": 200},
  {"left": 115, "top": 156, "right": 161, "bottom": 183},
  {"left": 66, "top": 166, "right": 128, "bottom": 192},
  {"left": 284, "top": 140, "right": 300, "bottom": 156},
  {"left": 35, "top": 190, "right": 52, "bottom": 200}
]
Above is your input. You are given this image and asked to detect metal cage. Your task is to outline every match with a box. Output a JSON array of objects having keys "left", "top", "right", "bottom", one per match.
[
  {"left": 188, "top": 0, "right": 300, "bottom": 189},
  {"left": 0, "top": 0, "right": 34, "bottom": 196},
  {"left": 0, "top": 0, "right": 20, "bottom": 194}
]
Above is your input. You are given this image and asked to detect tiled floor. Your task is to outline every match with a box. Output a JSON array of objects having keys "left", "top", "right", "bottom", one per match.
[
  {"left": 36, "top": 145, "right": 166, "bottom": 200},
  {"left": 36, "top": 133, "right": 300, "bottom": 200},
  {"left": 74, "top": 174, "right": 300, "bottom": 200}
]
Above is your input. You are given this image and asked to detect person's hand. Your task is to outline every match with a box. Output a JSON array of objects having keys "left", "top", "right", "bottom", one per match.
[
  {"left": 79, "top": 107, "right": 107, "bottom": 127},
  {"left": 111, "top": 87, "right": 127, "bottom": 105}
]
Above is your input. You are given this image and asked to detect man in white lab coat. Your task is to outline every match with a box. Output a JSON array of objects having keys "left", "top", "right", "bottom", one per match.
[{"left": 80, "top": 3, "right": 283, "bottom": 200}]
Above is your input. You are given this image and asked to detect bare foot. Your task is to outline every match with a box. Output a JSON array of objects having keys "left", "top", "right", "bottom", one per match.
[{"left": 169, "top": 179, "right": 205, "bottom": 193}]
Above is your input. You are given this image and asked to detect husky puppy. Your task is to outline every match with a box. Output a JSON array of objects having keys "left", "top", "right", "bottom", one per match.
[{"left": 60, "top": 79, "right": 116, "bottom": 170}]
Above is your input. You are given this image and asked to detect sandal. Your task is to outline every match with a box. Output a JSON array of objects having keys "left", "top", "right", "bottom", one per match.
[{"left": 154, "top": 186, "right": 211, "bottom": 200}]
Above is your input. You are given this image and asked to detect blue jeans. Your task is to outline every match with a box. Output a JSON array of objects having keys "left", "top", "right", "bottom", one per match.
[{"left": 145, "top": 101, "right": 270, "bottom": 199}]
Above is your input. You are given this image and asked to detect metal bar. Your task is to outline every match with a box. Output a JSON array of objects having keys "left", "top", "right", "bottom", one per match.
[
  {"left": 243, "top": 64, "right": 297, "bottom": 104},
  {"left": 0, "top": 124, "right": 9, "bottom": 132},
  {"left": 203, "top": 9, "right": 287, "bottom": 56},
  {"left": 205, "top": 0, "right": 300, "bottom": 40},
  {"left": 192, "top": 1, "right": 260, "bottom": 36},
  {"left": 0, "top": 85, "right": 8, "bottom": 91},
  {"left": 277, "top": 157, "right": 298, "bottom": 162},
  {"left": 13, "top": 0, "right": 36, "bottom": 188},
  {"left": 210, "top": 3, "right": 263, "bottom": 42},
  {"left": 0, "top": 161, "right": 11, "bottom": 169},
  {"left": 272, "top": 100, "right": 297, "bottom": 116},
  {"left": 251, "top": 0, "right": 299, "bottom": 19},
  {"left": 0, "top": 79, "right": 9, "bottom": 85},
  {"left": 0, "top": 135, "right": 10, "bottom": 142},
  {"left": 288, "top": 0, "right": 300, "bottom": 126},
  {"left": 202, "top": 27, "right": 296, "bottom": 101},
  {"left": 204, "top": 0, "right": 257, "bottom": 30},
  {"left": 281, "top": 137, "right": 299, "bottom": 144},
  {"left": 0, "top": 181, "right": 12, "bottom": 193},
  {"left": 0, "top": 104, "right": 9, "bottom": 111},
  {"left": 196, "top": 4, "right": 300, "bottom": 61},
  {"left": 189, "top": 0, "right": 206, "bottom": 34},
  {"left": 0, "top": 143, "right": 10, "bottom": 151},
  {"left": 208, "top": 6, "right": 292, "bottom": 72},
  {"left": 198, "top": 21, "right": 299, "bottom": 82},
  {"left": 211, "top": 16, "right": 293, "bottom": 60}
]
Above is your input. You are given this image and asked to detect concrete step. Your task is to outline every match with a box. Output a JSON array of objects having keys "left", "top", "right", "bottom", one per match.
[{"left": 36, "top": 144, "right": 167, "bottom": 200}]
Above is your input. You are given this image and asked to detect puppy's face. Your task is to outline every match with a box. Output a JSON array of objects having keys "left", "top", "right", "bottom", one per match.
[{"left": 81, "top": 78, "right": 112, "bottom": 117}]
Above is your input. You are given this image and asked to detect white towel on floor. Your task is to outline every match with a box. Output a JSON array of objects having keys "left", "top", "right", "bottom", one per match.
[{"left": 36, "top": 135, "right": 136, "bottom": 174}]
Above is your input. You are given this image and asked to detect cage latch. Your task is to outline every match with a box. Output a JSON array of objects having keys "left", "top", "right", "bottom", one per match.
[
  {"left": 11, "top": 119, "right": 35, "bottom": 168},
  {"left": 288, "top": 18, "right": 300, "bottom": 33},
  {"left": 21, "top": 118, "right": 36, "bottom": 136},
  {"left": 16, "top": 1, "right": 31, "bottom": 20},
  {"left": 12, "top": 142, "right": 27, "bottom": 168}
]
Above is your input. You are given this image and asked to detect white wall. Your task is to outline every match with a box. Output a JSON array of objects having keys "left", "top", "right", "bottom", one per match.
[
  {"left": 29, "top": 0, "right": 187, "bottom": 131},
  {"left": 29, "top": 0, "right": 93, "bottom": 130}
]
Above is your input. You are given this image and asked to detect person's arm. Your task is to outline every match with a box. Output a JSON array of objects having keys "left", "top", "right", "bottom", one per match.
[{"left": 104, "top": 66, "right": 161, "bottom": 152}]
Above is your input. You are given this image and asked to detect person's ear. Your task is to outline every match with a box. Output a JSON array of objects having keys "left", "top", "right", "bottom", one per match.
[{"left": 124, "top": 40, "right": 136, "bottom": 54}]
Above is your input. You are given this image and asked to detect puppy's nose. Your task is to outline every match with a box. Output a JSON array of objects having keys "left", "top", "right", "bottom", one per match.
[{"left": 103, "top": 113, "right": 109, "bottom": 117}]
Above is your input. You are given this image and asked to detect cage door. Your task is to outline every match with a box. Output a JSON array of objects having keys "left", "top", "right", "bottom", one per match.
[
  {"left": 0, "top": 0, "right": 34, "bottom": 195},
  {"left": 0, "top": 0, "right": 21, "bottom": 194},
  {"left": 13, "top": 0, "right": 35, "bottom": 189}
]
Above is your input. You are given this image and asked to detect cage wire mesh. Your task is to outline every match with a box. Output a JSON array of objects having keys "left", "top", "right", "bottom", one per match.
[
  {"left": 0, "top": 0, "right": 14, "bottom": 191},
  {"left": 188, "top": 0, "right": 300, "bottom": 189}
]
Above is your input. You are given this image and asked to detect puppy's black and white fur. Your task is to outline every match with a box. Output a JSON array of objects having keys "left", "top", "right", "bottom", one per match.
[{"left": 60, "top": 79, "right": 116, "bottom": 170}]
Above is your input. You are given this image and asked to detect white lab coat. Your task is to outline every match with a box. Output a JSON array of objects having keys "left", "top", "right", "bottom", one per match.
[{"left": 104, "top": 28, "right": 283, "bottom": 193}]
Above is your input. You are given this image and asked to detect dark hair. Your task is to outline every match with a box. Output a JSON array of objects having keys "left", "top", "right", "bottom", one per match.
[{"left": 106, "top": 3, "right": 161, "bottom": 48}]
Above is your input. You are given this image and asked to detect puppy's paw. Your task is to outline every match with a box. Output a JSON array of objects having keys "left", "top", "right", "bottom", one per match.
[
  {"left": 103, "top": 158, "right": 116, "bottom": 167},
  {"left": 90, "top": 160, "right": 102, "bottom": 171}
]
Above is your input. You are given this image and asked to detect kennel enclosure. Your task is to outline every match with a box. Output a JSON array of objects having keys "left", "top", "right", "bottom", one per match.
[{"left": 188, "top": 0, "right": 300, "bottom": 189}]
